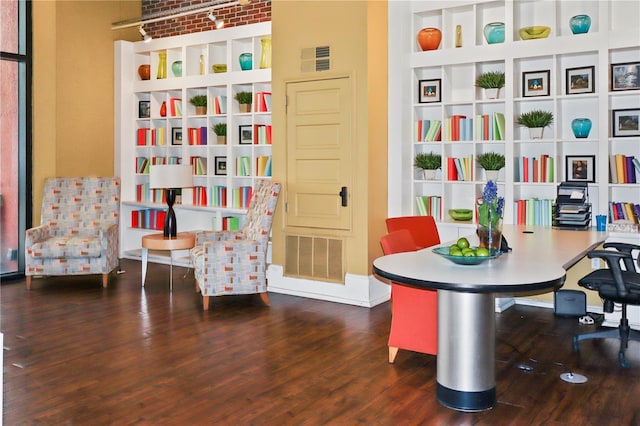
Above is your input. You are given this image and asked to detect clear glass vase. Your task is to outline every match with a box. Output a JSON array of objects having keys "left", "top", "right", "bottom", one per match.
[{"left": 477, "top": 203, "right": 503, "bottom": 251}]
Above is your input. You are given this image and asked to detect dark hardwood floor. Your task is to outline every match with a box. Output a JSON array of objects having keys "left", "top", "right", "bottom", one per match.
[{"left": 2, "top": 259, "right": 639, "bottom": 425}]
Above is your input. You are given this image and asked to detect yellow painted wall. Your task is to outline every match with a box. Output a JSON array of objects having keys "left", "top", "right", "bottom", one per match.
[
  {"left": 270, "top": 1, "right": 388, "bottom": 277},
  {"left": 523, "top": 247, "right": 604, "bottom": 306},
  {"left": 31, "top": 0, "right": 140, "bottom": 225}
]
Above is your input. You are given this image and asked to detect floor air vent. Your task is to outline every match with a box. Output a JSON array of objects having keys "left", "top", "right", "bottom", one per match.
[
  {"left": 300, "top": 45, "right": 331, "bottom": 72},
  {"left": 285, "top": 234, "right": 343, "bottom": 282}
]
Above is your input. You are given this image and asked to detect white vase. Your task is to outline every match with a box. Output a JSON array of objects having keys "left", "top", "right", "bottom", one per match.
[
  {"left": 528, "top": 127, "right": 544, "bottom": 139},
  {"left": 423, "top": 169, "right": 437, "bottom": 180},
  {"left": 485, "top": 170, "right": 499, "bottom": 182},
  {"left": 484, "top": 88, "right": 500, "bottom": 99}
]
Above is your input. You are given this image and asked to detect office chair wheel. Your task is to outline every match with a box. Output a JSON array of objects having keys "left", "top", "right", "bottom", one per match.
[{"left": 572, "top": 336, "right": 580, "bottom": 352}]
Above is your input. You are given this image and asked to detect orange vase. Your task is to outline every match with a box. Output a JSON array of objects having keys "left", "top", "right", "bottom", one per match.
[
  {"left": 160, "top": 101, "right": 167, "bottom": 117},
  {"left": 417, "top": 27, "right": 442, "bottom": 51}
]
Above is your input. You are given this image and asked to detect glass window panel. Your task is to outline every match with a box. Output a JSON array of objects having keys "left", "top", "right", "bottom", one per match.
[
  {"left": 0, "top": 60, "right": 20, "bottom": 274},
  {"left": 0, "top": 0, "right": 19, "bottom": 53}
]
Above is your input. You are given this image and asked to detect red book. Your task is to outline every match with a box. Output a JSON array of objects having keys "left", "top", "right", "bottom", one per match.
[
  {"left": 155, "top": 210, "right": 166, "bottom": 230},
  {"left": 447, "top": 157, "right": 458, "bottom": 181},
  {"left": 137, "top": 128, "right": 148, "bottom": 146},
  {"left": 533, "top": 158, "right": 539, "bottom": 182},
  {"left": 483, "top": 115, "right": 490, "bottom": 140},
  {"left": 450, "top": 115, "right": 466, "bottom": 141},
  {"left": 131, "top": 210, "right": 139, "bottom": 228},
  {"left": 523, "top": 156, "right": 529, "bottom": 183}
]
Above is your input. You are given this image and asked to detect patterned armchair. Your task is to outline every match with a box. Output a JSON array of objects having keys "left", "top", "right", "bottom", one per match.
[
  {"left": 25, "top": 177, "right": 121, "bottom": 290},
  {"left": 190, "top": 180, "right": 281, "bottom": 310}
]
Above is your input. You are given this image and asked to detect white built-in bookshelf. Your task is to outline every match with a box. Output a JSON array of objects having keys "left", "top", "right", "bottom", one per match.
[
  {"left": 388, "top": 0, "right": 639, "bottom": 241},
  {"left": 115, "top": 22, "right": 272, "bottom": 264}
]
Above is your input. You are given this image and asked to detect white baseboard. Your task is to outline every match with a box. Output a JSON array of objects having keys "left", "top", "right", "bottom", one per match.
[{"left": 266, "top": 264, "right": 390, "bottom": 308}]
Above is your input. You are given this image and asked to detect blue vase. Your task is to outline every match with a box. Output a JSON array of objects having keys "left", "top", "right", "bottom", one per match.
[
  {"left": 569, "top": 15, "right": 591, "bottom": 34},
  {"left": 239, "top": 53, "right": 252, "bottom": 71},
  {"left": 571, "top": 118, "right": 592, "bottom": 138},
  {"left": 483, "top": 22, "right": 505, "bottom": 44}
]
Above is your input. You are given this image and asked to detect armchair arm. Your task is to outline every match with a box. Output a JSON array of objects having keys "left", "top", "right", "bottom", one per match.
[
  {"left": 25, "top": 224, "right": 52, "bottom": 246},
  {"left": 99, "top": 223, "right": 119, "bottom": 271},
  {"left": 587, "top": 250, "right": 634, "bottom": 297},
  {"left": 195, "top": 229, "right": 245, "bottom": 245}
]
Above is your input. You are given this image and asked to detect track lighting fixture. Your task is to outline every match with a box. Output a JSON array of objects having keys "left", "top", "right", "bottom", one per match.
[
  {"left": 207, "top": 10, "right": 224, "bottom": 29},
  {"left": 138, "top": 25, "right": 152, "bottom": 43}
]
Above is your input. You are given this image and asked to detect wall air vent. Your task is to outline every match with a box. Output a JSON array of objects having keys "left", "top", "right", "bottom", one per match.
[
  {"left": 285, "top": 234, "right": 344, "bottom": 283},
  {"left": 300, "top": 45, "right": 331, "bottom": 73}
]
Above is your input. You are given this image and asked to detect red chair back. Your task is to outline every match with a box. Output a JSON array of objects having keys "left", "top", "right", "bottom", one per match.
[
  {"left": 380, "top": 229, "right": 417, "bottom": 255},
  {"left": 385, "top": 216, "right": 440, "bottom": 249}
]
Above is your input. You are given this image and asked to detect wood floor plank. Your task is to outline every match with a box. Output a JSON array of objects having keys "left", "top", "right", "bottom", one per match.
[{"left": 2, "top": 259, "right": 640, "bottom": 425}]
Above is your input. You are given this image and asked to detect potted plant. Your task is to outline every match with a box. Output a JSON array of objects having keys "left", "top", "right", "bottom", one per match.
[
  {"left": 212, "top": 122, "right": 227, "bottom": 145},
  {"left": 475, "top": 71, "right": 505, "bottom": 99},
  {"left": 516, "top": 109, "right": 554, "bottom": 139},
  {"left": 189, "top": 95, "right": 207, "bottom": 115},
  {"left": 414, "top": 152, "right": 441, "bottom": 180},
  {"left": 476, "top": 152, "right": 505, "bottom": 181},
  {"left": 234, "top": 91, "right": 252, "bottom": 113}
]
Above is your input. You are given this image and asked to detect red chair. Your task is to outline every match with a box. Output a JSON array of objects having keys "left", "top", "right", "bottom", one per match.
[
  {"left": 381, "top": 218, "right": 439, "bottom": 363},
  {"left": 385, "top": 215, "right": 440, "bottom": 250}
]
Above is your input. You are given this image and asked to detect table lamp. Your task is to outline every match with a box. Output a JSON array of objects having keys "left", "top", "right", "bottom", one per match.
[{"left": 149, "top": 164, "right": 193, "bottom": 238}]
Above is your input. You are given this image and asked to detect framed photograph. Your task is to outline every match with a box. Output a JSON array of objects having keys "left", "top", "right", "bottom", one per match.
[
  {"left": 566, "top": 66, "right": 595, "bottom": 95},
  {"left": 522, "top": 70, "right": 550, "bottom": 97},
  {"left": 138, "top": 101, "right": 150, "bottom": 118},
  {"left": 171, "top": 127, "right": 183, "bottom": 145},
  {"left": 214, "top": 156, "right": 227, "bottom": 176},
  {"left": 611, "top": 62, "right": 640, "bottom": 91},
  {"left": 565, "top": 155, "right": 595, "bottom": 183},
  {"left": 239, "top": 125, "right": 253, "bottom": 145},
  {"left": 612, "top": 108, "right": 640, "bottom": 137},
  {"left": 418, "top": 79, "right": 441, "bottom": 103}
]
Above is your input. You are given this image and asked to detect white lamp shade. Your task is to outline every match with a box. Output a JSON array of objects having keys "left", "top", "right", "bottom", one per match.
[{"left": 149, "top": 164, "right": 193, "bottom": 189}]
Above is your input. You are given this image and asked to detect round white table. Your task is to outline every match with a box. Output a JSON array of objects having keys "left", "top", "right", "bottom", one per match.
[{"left": 373, "top": 225, "right": 605, "bottom": 411}]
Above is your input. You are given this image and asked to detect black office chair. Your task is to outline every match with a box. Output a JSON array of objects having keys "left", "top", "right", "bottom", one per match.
[{"left": 573, "top": 242, "right": 640, "bottom": 368}]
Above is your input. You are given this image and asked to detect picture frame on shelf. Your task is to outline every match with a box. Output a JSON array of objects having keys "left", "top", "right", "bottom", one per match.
[
  {"left": 565, "top": 155, "right": 595, "bottom": 183},
  {"left": 171, "top": 127, "right": 182, "bottom": 145},
  {"left": 611, "top": 62, "right": 640, "bottom": 91},
  {"left": 612, "top": 108, "right": 640, "bottom": 137},
  {"left": 522, "top": 70, "right": 550, "bottom": 97},
  {"left": 566, "top": 66, "right": 595, "bottom": 95},
  {"left": 138, "top": 101, "right": 150, "bottom": 118},
  {"left": 239, "top": 125, "right": 253, "bottom": 145},
  {"left": 214, "top": 156, "right": 227, "bottom": 176},
  {"left": 418, "top": 79, "right": 441, "bottom": 103}
]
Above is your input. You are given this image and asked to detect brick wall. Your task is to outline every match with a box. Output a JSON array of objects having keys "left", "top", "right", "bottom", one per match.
[{"left": 143, "top": 0, "right": 271, "bottom": 38}]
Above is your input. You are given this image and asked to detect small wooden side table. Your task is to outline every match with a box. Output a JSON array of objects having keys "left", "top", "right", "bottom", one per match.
[{"left": 141, "top": 232, "right": 196, "bottom": 291}]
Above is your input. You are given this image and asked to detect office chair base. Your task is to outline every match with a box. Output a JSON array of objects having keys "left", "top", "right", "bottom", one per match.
[{"left": 573, "top": 326, "right": 640, "bottom": 368}]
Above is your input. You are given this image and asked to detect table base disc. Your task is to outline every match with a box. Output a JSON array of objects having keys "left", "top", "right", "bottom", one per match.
[{"left": 437, "top": 383, "right": 495, "bottom": 412}]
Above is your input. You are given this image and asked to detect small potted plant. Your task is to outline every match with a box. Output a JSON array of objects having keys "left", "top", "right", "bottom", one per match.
[
  {"left": 476, "top": 152, "right": 505, "bottom": 182},
  {"left": 189, "top": 95, "right": 207, "bottom": 115},
  {"left": 212, "top": 122, "right": 227, "bottom": 145},
  {"left": 516, "top": 109, "right": 554, "bottom": 139},
  {"left": 234, "top": 91, "right": 252, "bottom": 113},
  {"left": 414, "top": 152, "right": 442, "bottom": 180},
  {"left": 475, "top": 71, "right": 505, "bottom": 99}
]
